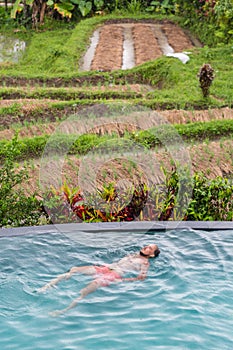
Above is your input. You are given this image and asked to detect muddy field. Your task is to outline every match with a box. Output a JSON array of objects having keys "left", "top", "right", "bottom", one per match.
[{"left": 83, "top": 20, "right": 197, "bottom": 71}]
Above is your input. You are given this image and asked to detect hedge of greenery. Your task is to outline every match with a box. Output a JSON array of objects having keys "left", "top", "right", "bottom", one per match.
[
  {"left": 0, "top": 87, "right": 142, "bottom": 101},
  {"left": 175, "top": 0, "right": 233, "bottom": 45},
  {"left": 0, "top": 119, "right": 233, "bottom": 161}
]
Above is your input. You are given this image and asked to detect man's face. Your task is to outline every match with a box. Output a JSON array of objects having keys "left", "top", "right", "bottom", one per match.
[{"left": 141, "top": 244, "right": 160, "bottom": 257}]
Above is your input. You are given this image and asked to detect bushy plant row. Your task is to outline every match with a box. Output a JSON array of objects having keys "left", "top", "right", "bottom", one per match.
[
  {"left": 0, "top": 87, "right": 142, "bottom": 101},
  {"left": 133, "top": 119, "right": 233, "bottom": 145},
  {"left": 1, "top": 119, "right": 233, "bottom": 161},
  {"left": 44, "top": 171, "right": 233, "bottom": 223}
]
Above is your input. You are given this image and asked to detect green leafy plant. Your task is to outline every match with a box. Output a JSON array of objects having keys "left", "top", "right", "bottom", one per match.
[
  {"left": 146, "top": 0, "right": 176, "bottom": 14},
  {"left": 44, "top": 181, "right": 148, "bottom": 223},
  {"left": 1, "top": 119, "right": 233, "bottom": 162},
  {"left": 127, "top": 0, "right": 142, "bottom": 14},
  {"left": 186, "top": 173, "right": 233, "bottom": 220}
]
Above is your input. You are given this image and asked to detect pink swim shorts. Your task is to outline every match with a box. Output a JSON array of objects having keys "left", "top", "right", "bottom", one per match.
[{"left": 94, "top": 265, "right": 122, "bottom": 286}]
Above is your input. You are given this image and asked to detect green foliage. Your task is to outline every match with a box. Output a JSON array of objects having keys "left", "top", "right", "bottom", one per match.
[
  {"left": 120, "top": 56, "right": 179, "bottom": 87},
  {"left": 0, "top": 86, "right": 142, "bottom": 100},
  {"left": 49, "top": 0, "right": 93, "bottom": 19},
  {"left": 175, "top": 0, "right": 233, "bottom": 45},
  {"left": 1, "top": 119, "right": 233, "bottom": 162},
  {"left": 0, "top": 135, "right": 44, "bottom": 227},
  {"left": 2, "top": 0, "right": 233, "bottom": 43},
  {"left": 146, "top": 0, "right": 177, "bottom": 14},
  {"left": 214, "top": 0, "right": 233, "bottom": 42},
  {"left": 186, "top": 173, "right": 233, "bottom": 220},
  {"left": 132, "top": 119, "right": 233, "bottom": 145},
  {"left": 10, "top": 0, "right": 22, "bottom": 19},
  {"left": 42, "top": 169, "right": 233, "bottom": 223},
  {"left": 44, "top": 181, "right": 148, "bottom": 223},
  {"left": 0, "top": 6, "right": 11, "bottom": 24},
  {"left": 0, "top": 103, "right": 21, "bottom": 116},
  {"left": 126, "top": 0, "right": 143, "bottom": 14}
]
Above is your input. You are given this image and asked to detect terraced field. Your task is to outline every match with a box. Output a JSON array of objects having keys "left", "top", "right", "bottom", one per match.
[
  {"left": 1, "top": 18, "right": 233, "bottom": 208},
  {"left": 1, "top": 88, "right": 233, "bottom": 197}
]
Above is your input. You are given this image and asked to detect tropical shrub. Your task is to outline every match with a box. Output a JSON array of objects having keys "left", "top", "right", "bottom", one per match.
[
  {"left": 1, "top": 148, "right": 232, "bottom": 226},
  {"left": 6, "top": 0, "right": 233, "bottom": 42},
  {"left": 44, "top": 182, "right": 149, "bottom": 223},
  {"left": 186, "top": 173, "right": 233, "bottom": 220},
  {"left": 175, "top": 0, "right": 233, "bottom": 44},
  {"left": 146, "top": 0, "right": 177, "bottom": 14},
  {"left": 214, "top": 0, "right": 233, "bottom": 41}
]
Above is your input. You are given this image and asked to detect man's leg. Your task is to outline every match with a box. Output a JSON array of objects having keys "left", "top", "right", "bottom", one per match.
[
  {"left": 49, "top": 280, "right": 101, "bottom": 316},
  {"left": 38, "top": 266, "right": 96, "bottom": 293}
]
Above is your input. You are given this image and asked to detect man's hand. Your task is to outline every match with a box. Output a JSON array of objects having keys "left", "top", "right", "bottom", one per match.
[
  {"left": 122, "top": 275, "right": 146, "bottom": 282},
  {"left": 136, "top": 274, "right": 146, "bottom": 280}
]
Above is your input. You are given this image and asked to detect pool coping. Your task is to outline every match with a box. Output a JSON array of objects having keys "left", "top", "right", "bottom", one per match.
[{"left": 1, "top": 221, "right": 233, "bottom": 237}]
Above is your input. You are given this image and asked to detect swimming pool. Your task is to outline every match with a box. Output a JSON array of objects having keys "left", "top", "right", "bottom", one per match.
[{"left": 0, "top": 225, "right": 233, "bottom": 349}]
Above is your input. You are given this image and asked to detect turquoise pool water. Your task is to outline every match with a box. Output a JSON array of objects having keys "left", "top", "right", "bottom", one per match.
[{"left": 0, "top": 229, "right": 232, "bottom": 349}]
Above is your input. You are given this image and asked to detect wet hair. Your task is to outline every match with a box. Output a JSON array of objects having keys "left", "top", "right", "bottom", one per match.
[{"left": 154, "top": 247, "right": 160, "bottom": 257}]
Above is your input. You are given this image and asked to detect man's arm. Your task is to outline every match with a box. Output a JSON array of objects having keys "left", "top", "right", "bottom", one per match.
[{"left": 122, "top": 260, "right": 149, "bottom": 282}]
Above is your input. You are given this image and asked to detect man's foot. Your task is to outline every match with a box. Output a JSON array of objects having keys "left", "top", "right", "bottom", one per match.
[
  {"left": 49, "top": 309, "right": 65, "bottom": 317},
  {"left": 37, "top": 284, "right": 52, "bottom": 293}
]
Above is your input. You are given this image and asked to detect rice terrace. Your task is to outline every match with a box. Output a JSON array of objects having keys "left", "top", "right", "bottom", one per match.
[{"left": 0, "top": 0, "right": 233, "bottom": 226}]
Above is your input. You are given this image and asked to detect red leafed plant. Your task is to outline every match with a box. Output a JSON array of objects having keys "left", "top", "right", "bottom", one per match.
[{"left": 44, "top": 182, "right": 149, "bottom": 223}]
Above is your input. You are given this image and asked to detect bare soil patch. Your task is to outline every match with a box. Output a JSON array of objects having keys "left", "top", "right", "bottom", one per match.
[
  {"left": 132, "top": 24, "right": 163, "bottom": 65},
  {"left": 86, "top": 20, "right": 196, "bottom": 71},
  {"left": 159, "top": 107, "right": 233, "bottom": 124},
  {"left": 161, "top": 22, "right": 194, "bottom": 52},
  {"left": 91, "top": 24, "right": 124, "bottom": 71}
]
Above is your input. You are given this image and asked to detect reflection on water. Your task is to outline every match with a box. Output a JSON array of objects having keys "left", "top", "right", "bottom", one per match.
[{"left": 0, "top": 35, "right": 26, "bottom": 63}]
